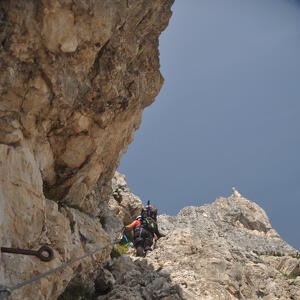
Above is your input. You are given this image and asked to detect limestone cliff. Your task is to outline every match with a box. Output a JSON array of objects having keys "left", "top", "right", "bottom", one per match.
[
  {"left": 0, "top": 1, "right": 174, "bottom": 299},
  {"left": 100, "top": 189, "right": 300, "bottom": 300},
  {"left": 2, "top": 1, "right": 298, "bottom": 300}
]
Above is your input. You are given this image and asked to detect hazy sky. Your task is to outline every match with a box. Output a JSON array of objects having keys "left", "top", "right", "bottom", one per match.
[{"left": 119, "top": 0, "right": 300, "bottom": 250}]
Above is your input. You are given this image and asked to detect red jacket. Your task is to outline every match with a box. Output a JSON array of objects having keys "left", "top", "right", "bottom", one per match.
[
  {"left": 125, "top": 220, "right": 141, "bottom": 231},
  {"left": 125, "top": 219, "right": 157, "bottom": 240}
]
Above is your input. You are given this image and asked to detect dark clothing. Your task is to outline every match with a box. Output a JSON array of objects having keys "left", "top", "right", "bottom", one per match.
[
  {"left": 126, "top": 216, "right": 164, "bottom": 251},
  {"left": 126, "top": 218, "right": 156, "bottom": 248},
  {"left": 133, "top": 226, "right": 153, "bottom": 248},
  {"left": 144, "top": 217, "right": 164, "bottom": 239}
]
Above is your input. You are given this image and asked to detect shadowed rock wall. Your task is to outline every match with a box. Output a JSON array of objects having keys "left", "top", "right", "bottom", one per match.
[{"left": 0, "top": 0, "right": 173, "bottom": 298}]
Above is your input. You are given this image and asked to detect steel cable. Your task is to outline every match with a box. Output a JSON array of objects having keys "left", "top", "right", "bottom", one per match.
[{"left": 0, "top": 243, "right": 111, "bottom": 300}]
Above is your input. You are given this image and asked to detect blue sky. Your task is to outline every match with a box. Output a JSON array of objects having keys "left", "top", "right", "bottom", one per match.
[{"left": 119, "top": 0, "right": 300, "bottom": 250}]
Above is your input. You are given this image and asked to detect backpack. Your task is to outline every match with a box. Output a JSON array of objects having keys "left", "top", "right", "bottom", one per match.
[
  {"left": 143, "top": 202, "right": 158, "bottom": 221},
  {"left": 141, "top": 217, "right": 158, "bottom": 235}
]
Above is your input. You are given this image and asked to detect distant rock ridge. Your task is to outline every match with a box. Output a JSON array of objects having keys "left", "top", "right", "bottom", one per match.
[{"left": 100, "top": 188, "right": 300, "bottom": 300}]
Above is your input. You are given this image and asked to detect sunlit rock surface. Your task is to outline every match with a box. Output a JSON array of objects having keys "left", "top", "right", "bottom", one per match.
[
  {"left": 0, "top": 0, "right": 173, "bottom": 298},
  {"left": 102, "top": 190, "right": 300, "bottom": 300}
]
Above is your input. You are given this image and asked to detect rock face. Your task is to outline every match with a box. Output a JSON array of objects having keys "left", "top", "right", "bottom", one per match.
[
  {"left": 108, "top": 171, "right": 143, "bottom": 225},
  {"left": 99, "top": 172, "right": 143, "bottom": 241},
  {"left": 98, "top": 255, "right": 182, "bottom": 300},
  {"left": 102, "top": 190, "right": 300, "bottom": 300},
  {"left": 2, "top": 1, "right": 299, "bottom": 299},
  {"left": 0, "top": 1, "right": 173, "bottom": 299}
]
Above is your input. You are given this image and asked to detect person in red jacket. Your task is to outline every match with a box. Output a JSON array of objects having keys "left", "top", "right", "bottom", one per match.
[
  {"left": 142, "top": 205, "right": 165, "bottom": 239},
  {"left": 125, "top": 215, "right": 157, "bottom": 255}
]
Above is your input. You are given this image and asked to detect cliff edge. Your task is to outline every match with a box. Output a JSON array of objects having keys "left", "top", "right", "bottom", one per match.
[{"left": 0, "top": 1, "right": 173, "bottom": 298}]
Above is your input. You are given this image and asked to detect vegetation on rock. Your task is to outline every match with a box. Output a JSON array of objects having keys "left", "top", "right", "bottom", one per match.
[{"left": 110, "top": 242, "right": 129, "bottom": 259}]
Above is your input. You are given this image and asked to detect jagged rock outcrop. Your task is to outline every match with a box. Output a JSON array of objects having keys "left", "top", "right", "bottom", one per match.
[
  {"left": 108, "top": 171, "right": 143, "bottom": 225},
  {"left": 0, "top": 0, "right": 173, "bottom": 299},
  {"left": 98, "top": 255, "right": 182, "bottom": 300},
  {"left": 99, "top": 172, "right": 143, "bottom": 241},
  {"left": 101, "top": 189, "right": 300, "bottom": 300}
]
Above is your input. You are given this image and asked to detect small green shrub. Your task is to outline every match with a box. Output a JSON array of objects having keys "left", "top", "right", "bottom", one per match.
[
  {"left": 253, "top": 250, "right": 285, "bottom": 257},
  {"left": 284, "top": 274, "right": 297, "bottom": 280},
  {"left": 289, "top": 252, "right": 300, "bottom": 259},
  {"left": 110, "top": 242, "right": 128, "bottom": 259}
]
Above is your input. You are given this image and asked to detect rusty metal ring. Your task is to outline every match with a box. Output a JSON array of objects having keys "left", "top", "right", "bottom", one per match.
[{"left": 37, "top": 245, "right": 54, "bottom": 262}]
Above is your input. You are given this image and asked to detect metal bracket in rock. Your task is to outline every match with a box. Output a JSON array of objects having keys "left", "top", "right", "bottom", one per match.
[{"left": 1, "top": 245, "right": 54, "bottom": 262}]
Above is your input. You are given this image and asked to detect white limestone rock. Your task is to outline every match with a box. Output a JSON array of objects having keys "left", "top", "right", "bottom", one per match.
[{"left": 101, "top": 192, "right": 300, "bottom": 300}]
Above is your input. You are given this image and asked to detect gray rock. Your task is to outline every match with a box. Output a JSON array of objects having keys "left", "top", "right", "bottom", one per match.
[
  {"left": 98, "top": 255, "right": 183, "bottom": 300},
  {"left": 95, "top": 268, "right": 115, "bottom": 294},
  {"left": 106, "top": 172, "right": 143, "bottom": 226},
  {"left": 101, "top": 189, "right": 300, "bottom": 300}
]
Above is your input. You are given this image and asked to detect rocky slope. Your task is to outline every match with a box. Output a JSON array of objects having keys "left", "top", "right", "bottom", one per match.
[
  {"left": 0, "top": 0, "right": 173, "bottom": 299},
  {"left": 100, "top": 189, "right": 300, "bottom": 300},
  {"left": 1, "top": 1, "right": 299, "bottom": 300}
]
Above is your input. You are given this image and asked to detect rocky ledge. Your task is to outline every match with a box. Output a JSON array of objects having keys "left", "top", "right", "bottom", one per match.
[{"left": 100, "top": 189, "right": 300, "bottom": 300}]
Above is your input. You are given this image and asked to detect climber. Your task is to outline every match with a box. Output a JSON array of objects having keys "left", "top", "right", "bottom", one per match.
[
  {"left": 125, "top": 214, "right": 157, "bottom": 257},
  {"left": 143, "top": 201, "right": 165, "bottom": 239},
  {"left": 125, "top": 201, "right": 164, "bottom": 256}
]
